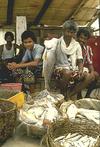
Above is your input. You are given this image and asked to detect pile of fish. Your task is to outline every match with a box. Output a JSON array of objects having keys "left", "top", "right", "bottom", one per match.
[
  {"left": 32, "top": 89, "right": 64, "bottom": 104},
  {"left": 90, "top": 88, "right": 100, "bottom": 100},
  {"left": 19, "top": 90, "right": 63, "bottom": 129},
  {"left": 54, "top": 133, "right": 98, "bottom": 147},
  {"left": 60, "top": 102, "right": 100, "bottom": 125}
]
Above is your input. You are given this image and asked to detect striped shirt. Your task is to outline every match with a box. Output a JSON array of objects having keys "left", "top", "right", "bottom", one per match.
[{"left": 82, "top": 45, "right": 93, "bottom": 67}]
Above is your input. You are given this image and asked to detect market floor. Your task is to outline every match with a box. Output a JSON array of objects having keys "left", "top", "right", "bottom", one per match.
[
  {"left": 1, "top": 136, "right": 41, "bottom": 147},
  {"left": 1, "top": 124, "right": 44, "bottom": 147}
]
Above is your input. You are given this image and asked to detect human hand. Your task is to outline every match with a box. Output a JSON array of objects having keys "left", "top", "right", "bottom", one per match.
[
  {"left": 90, "top": 71, "right": 95, "bottom": 80},
  {"left": 7, "top": 62, "right": 18, "bottom": 70},
  {"left": 73, "top": 70, "right": 84, "bottom": 81},
  {"left": 78, "top": 70, "right": 84, "bottom": 78}
]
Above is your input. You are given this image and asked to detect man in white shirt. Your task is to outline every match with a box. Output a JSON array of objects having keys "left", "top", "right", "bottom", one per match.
[
  {"left": 0, "top": 31, "right": 21, "bottom": 82},
  {"left": 43, "top": 20, "right": 83, "bottom": 97}
]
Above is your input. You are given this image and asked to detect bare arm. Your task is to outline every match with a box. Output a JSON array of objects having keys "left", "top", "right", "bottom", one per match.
[
  {"left": 88, "top": 64, "right": 94, "bottom": 73},
  {"left": 13, "top": 44, "right": 25, "bottom": 62},
  {"left": 7, "top": 58, "right": 40, "bottom": 70},
  {"left": 77, "top": 59, "right": 83, "bottom": 72},
  {"left": 17, "top": 59, "right": 40, "bottom": 68},
  {"left": 0, "top": 45, "right": 3, "bottom": 60}
]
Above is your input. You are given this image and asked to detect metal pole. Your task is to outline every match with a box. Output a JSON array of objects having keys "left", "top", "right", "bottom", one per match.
[
  {"left": 99, "top": 12, "right": 100, "bottom": 36},
  {"left": 99, "top": 0, "right": 100, "bottom": 35}
]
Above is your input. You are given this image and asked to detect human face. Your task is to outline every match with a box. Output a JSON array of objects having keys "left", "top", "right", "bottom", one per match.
[
  {"left": 64, "top": 29, "right": 75, "bottom": 40},
  {"left": 23, "top": 37, "right": 34, "bottom": 50},
  {"left": 6, "top": 35, "right": 13, "bottom": 42},
  {"left": 78, "top": 34, "right": 88, "bottom": 46}
]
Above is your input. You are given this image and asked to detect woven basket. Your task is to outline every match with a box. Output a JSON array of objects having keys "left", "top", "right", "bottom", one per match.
[
  {"left": 0, "top": 99, "right": 17, "bottom": 144},
  {"left": 75, "top": 98, "right": 100, "bottom": 111},
  {"left": 59, "top": 99, "right": 100, "bottom": 127},
  {"left": 42, "top": 119, "right": 100, "bottom": 147},
  {"left": 0, "top": 89, "right": 18, "bottom": 99},
  {"left": 24, "top": 123, "right": 47, "bottom": 138}
]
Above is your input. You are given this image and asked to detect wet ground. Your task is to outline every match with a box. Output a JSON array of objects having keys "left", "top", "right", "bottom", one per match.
[{"left": 1, "top": 123, "right": 44, "bottom": 147}]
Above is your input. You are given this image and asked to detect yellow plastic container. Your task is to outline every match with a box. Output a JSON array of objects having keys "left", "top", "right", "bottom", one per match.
[{"left": 8, "top": 92, "right": 25, "bottom": 108}]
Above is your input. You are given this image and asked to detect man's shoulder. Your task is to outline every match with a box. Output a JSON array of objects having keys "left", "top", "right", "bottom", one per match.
[
  {"left": 44, "top": 38, "right": 58, "bottom": 49},
  {"left": 87, "top": 45, "right": 92, "bottom": 50},
  {"left": 35, "top": 44, "right": 44, "bottom": 49},
  {"left": 13, "top": 43, "right": 21, "bottom": 48},
  {"left": 34, "top": 44, "right": 44, "bottom": 53},
  {"left": 72, "top": 38, "right": 80, "bottom": 45},
  {"left": 73, "top": 39, "right": 82, "bottom": 50}
]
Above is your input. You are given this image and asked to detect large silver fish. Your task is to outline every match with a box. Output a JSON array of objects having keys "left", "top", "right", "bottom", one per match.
[{"left": 43, "top": 38, "right": 58, "bottom": 90}]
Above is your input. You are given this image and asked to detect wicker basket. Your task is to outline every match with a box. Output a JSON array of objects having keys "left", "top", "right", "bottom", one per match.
[
  {"left": 75, "top": 98, "right": 100, "bottom": 111},
  {"left": 59, "top": 98, "right": 100, "bottom": 126},
  {"left": 0, "top": 99, "right": 17, "bottom": 144},
  {"left": 42, "top": 119, "right": 100, "bottom": 147},
  {"left": 0, "top": 89, "right": 18, "bottom": 99},
  {"left": 23, "top": 123, "right": 47, "bottom": 138}
]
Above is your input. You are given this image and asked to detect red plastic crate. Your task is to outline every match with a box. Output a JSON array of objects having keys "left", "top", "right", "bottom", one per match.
[{"left": 0, "top": 83, "right": 22, "bottom": 91}]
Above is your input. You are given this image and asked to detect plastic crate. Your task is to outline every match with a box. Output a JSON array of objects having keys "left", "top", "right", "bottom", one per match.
[{"left": 0, "top": 83, "right": 22, "bottom": 91}]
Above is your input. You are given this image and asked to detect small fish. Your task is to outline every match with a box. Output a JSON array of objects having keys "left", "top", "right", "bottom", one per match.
[
  {"left": 54, "top": 136, "right": 65, "bottom": 142},
  {"left": 67, "top": 104, "right": 78, "bottom": 120}
]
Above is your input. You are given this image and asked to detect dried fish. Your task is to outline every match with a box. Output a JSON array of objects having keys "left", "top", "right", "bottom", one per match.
[
  {"left": 64, "top": 103, "right": 100, "bottom": 125},
  {"left": 19, "top": 95, "right": 59, "bottom": 128},
  {"left": 54, "top": 136, "right": 65, "bottom": 142},
  {"left": 54, "top": 133, "right": 97, "bottom": 147},
  {"left": 67, "top": 104, "right": 78, "bottom": 120}
]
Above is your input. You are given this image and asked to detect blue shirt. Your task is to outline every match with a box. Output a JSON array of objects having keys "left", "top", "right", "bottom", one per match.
[{"left": 22, "top": 44, "right": 44, "bottom": 62}]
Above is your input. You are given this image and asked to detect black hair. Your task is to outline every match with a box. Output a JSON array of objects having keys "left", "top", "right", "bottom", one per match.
[
  {"left": 77, "top": 28, "right": 91, "bottom": 39},
  {"left": 21, "top": 30, "right": 37, "bottom": 43},
  {"left": 5, "top": 31, "right": 14, "bottom": 41}
]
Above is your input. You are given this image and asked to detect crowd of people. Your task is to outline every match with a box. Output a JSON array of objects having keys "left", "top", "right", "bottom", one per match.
[{"left": 0, "top": 20, "right": 99, "bottom": 98}]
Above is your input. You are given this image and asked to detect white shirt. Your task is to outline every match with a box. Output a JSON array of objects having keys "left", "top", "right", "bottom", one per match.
[
  {"left": 2, "top": 44, "right": 15, "bottom": 60},
  {"left": 55, "top": 36, "right": 83, "bottom": 70}
]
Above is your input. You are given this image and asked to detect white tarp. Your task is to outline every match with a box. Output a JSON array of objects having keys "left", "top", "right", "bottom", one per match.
[{"left": 16, "top": 16, "right": 27, "bottom": 45}]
